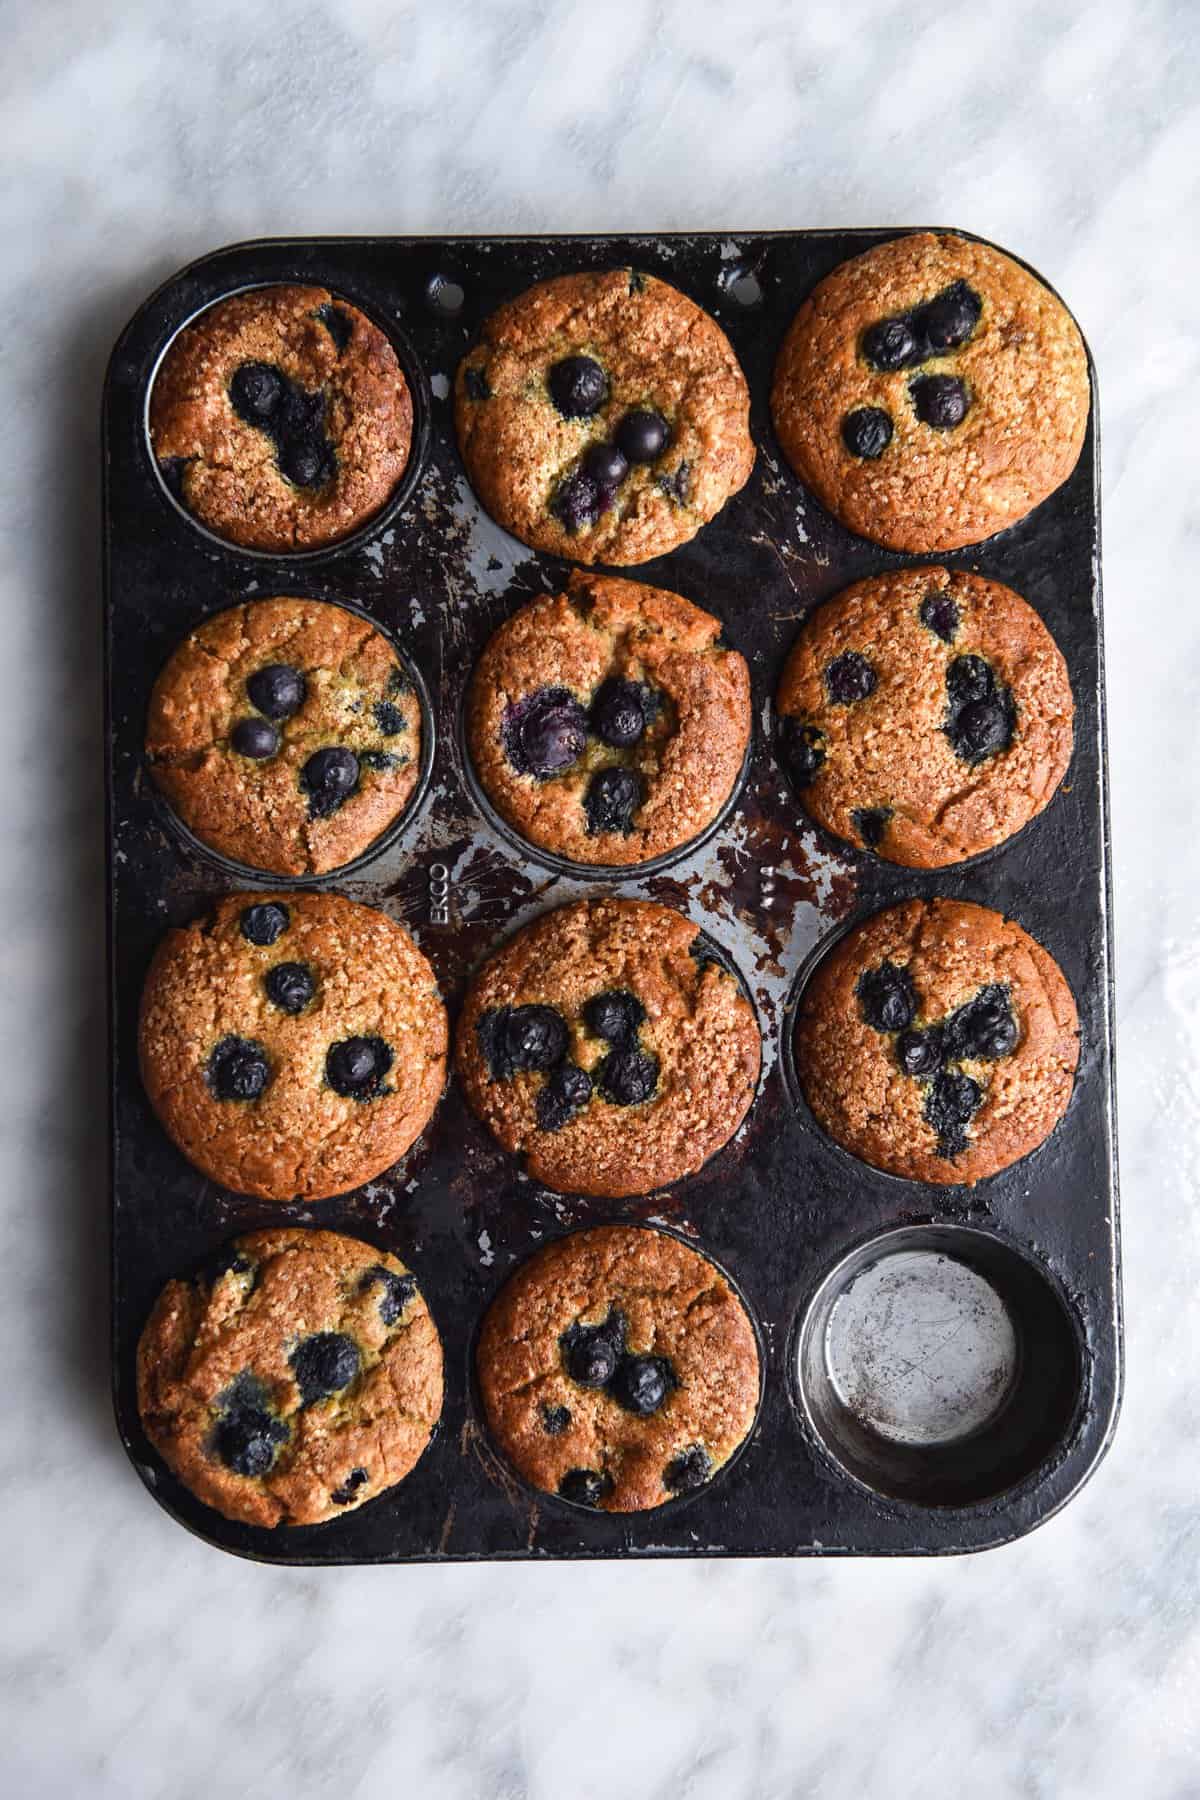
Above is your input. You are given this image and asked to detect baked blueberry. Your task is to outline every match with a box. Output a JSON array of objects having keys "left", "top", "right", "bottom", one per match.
[
  {"left": 315, "top": 303, "right": 354, "bottom": 353},
  {"left": 464, "top": 365, "right": 492, "bottom": 402},
  {"left": 957, "top": 699, "right": 1011, "bottom": 761},
  {"left": 373, "top": 700, "right": 407, "bottom": 736},
  {"left": 541, "top": 1403, "right": 572, "bottom": 1435},
  {"left": 207, "top": 1035, "right": 270, "bottom": 1101},
  {"left": 851, "top": 805, "right": 892, "bottom": 849},
  {"left": 664, "top": 1444, "right": 712, "bottom": 1494},
  {"left": 583, "top": 441, "right": 629, "bottom": 488},
  {"left": 290, "top": 1332, "right": 361, "bottom": 1406},
  {"left": 590, "top": 677, "right": 646, "bottom": 748},
  {"left": 561, "top": 1309, "right": 627, "bottom": 1388},
  {"left": 919, "top": 592, "right": 960, "bottom": 643},
  {"left": 477, "top": 1004, "right": 569, "bottom": 1081},
  {"left": 656, "top": 462, "right": 691, "bottom": 505},
  {"left": 536, "top": 1062, "right": 593, "bottom": 1132},
  {"left": 944, "top": 657, "right": 1015, "bottom": 764},
  {"left": 361, "top": 1265, "right": 417, "bottom": 1325},
  {"left": 862, "top": 316, "right": 919, "bottom": 371},
  {"left": 247, "top": 663, "right": 306, "bottom": 720},
  {"left": 856, "top": 962, "right": 917, "bottom": 1033},
  {"left": 610, "top": 1354, "right": 674, "bottom": 1417},
  {"left": 212, "top": 1373, "right": 290, "bottom": 1477},
  {"left": 300, "top": 746, "right": 360, "bottom": 818},
  {"left": 358, "top": 750, "right": 398, "bottom": 772},
  {"left": 501, "top": 687, "right": 587, "bottom": 779},
  {"left": 779, "top": 717, "right": 826, "bottom": 788},
  {"left": 583, "top": 766, "right": 642, "bottom": 836},
  {"left": 597, "top": 1047, "right": 659, "bottom": 1107},
  {"left": 948, "top": 984, "right": 1019, "bottom": 1060},
  {"left": 582, "top": 989, "right": 646, "bottom": 1046},
  {"left": 842, "top": 407, "right": 893, "bottom": 459},
  {"left": 231, "top": 717, "right": 280, "bottom": 760},
  {"left": 263, "top": 961, "right": 315, "bottom": 1014},
  {"left": 158, "top": 455, "right": 190, "bottom": 500},
  {"left": 552, "top": 471, "right": 603, "bottom": 532},
  {"left": 911, "top": 374, "right": 969, "bottom": 429},
  {"left": 330, "top": 1466, "right": 369, "bottom": 1505},
  {"left": 240, "top": 902, "right": 289, "bottom": 946},
  {"left": 924, "top": 1069, "right": 983, "bottom": 1158},
  {"left": 897, "top": 1027, "right": 943, "bottom": 1078},
  {"left": 325, "top": 1034, "right": 393, "bottom": 1099},
  {"left": 280, "top": 437, "right": 335, "bottom": 488},
  {"left": 824, "top": 651, "right": 877, "bottom": 705},
  {"left": 945, "top": 655, "right": 994, "bottom": 710},
  {"left": 205, "top": 1246, "right": 253, "bottom": 1284},
  {"left": 615, "top": 409, "right": 670, "bottom": 464},
  {"left": 916, "top": 280, "right": 982, "bottom": 352},
  {"left": 229, "top": 361, "right": 283, "bottom": 420},
  {"left": 557, "top": 1468, "right": 611, "bottom": 1508},
  {"left": 548, "top": 355, "right": 608, "bottom": 418}
]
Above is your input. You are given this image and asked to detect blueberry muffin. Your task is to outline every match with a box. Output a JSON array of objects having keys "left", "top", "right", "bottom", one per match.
[
  {"left": 468, "top": 573, "right": 750, "bottom": 866},
  {"left": 146, "top": 597, "right": 424, "bottom": 877},
  {"left": 455, "top": 269, "right": 754, "bottom": 565},
  {"left": 139, "top": 891, "right": 447, "bottom": 1201},
  {"left": 776, "top": 567, "right": 1074, "bottom": 866},
  {"left": 149, "top": 285, "right": 413, "bottom": 551},
  {"left": 771, "top": 234, "right": 1090, "bottom": 552},
  {"left": 477, "top": 1226, "right": 760, "bottom": 1513},
  {"left": 456, "top": 898, "right": 761, "bottom": 1198},
  {"left": 795, "top": 899, "right": 1079, "bottom": 1184},
  {"left": 137, "top": 1228, "right": 442, "bottom": 1527}
]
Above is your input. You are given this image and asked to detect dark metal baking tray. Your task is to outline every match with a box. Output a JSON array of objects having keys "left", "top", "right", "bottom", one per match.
[{"left": 104, "top": 230, "right": 1121, "bottom": 1561}]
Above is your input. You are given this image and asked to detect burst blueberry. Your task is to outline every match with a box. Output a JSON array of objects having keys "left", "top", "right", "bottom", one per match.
[
  {"left": 264, "top": 961, "right": 315, "bottom": 1014},
  {"left": 856, "top": 962, "right": 917, "bottom": 1033},
  {"left": 361, "top": 1265, "right": 416, "bottom": 1325},
  {"left": 842, "top": 407, "right": 893, "bottom": 459},
  {"left": 315, "top": 304, "right": 354, "bottom": 353},
  {"left": 824, "top": 651, "right": 877, "bottom": 705},
  {"left": 301, "top": 746, "right": 360, "bottom": 817},
  {"left": 862, "top": 316, "right": 920, "bottom": 371},
  {"left": 897, "top": 1027, "right": 942, "bottom": 1078},
  {"left": 502, "top": 688, "right": 587, "bottom": 779},
  {"left": 911, "top": 373, "right": 969, "bottom": 429},
  {"left": 536, "top": 1062, "right": 592, "bottom": 1132},
  {"left": 548, "top": 355, "right": 608, "bottom": 418},
  {"left": 582, "top": 989, "right": 646, "bottom": 1046},
  {"left": 229, "top": 361, "right": 283, "bottom": 420},
  {"left": 557, "top": 1468, "right": 611, "bottom": 1508},
  {"left": 541, "top": 1404, "right": 571, "bottom": 1436},
  {"left": 477, "top": 1004, "right": 569, "bottom": 1082},
  {"left": 779, "top": 717, "right": 826, "bottom": 788},
  {"left": 924, "top": 1069, "right": 984, "bottom": 1158},
  {"left": 598, "top": 1047, "right": 658, "bottom": 1106},
  {"left": 919, "top": 592, "right": 960, "bottom": 643},
  {"left": 916, "top": 280, "right": 982, "bottom": 352},
  {"left": 330, "top": 1467, "right": 369, "bottom": 1505},
  {"left": 212, "top": 1374, "right": 289, "bottom": 1477},
  {"left": 583, "top": 766, "right": 642, "bottom": 836},
  {"left": 207, "top": 1035, "right": 270, "bottom": 1101},
  {"left": 610, "top": 1354, "right": 674, "bottom": 1417},
  {"left": 240, "top": 902, "right": 289, "bottom": 946},
  {"left": 290, "top": 1332, "right": 361, "bottom": 1405},
  {"left": 325, "top": 1035, "right": 393, "bottom": 1099},
  {"left": 664, "top": 1445, "right": 712, "bottom": 1493},
  {"left": 561, "top": 1310, "right": 627, "bottom": 1389}
]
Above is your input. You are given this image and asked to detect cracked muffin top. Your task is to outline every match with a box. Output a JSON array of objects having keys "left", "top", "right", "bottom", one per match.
[
  {"left": 146, "top": 596, "right": 423, "bottom": 877},
  {"left": 137, "top": 1228, "right": 442, "bottom": 1528},
  {"left": 776, "top": 566, "right": 1074, "bottom": 867},
  {"left": 467, "top": 572, "right": 751, "bottom": 867},
  {"left": 139, "top": 891, "right": 447, "bottom": 1202},
  {"left": 477, "top": 1225, "right": 760, "bottom": 1514},
  {"left": 455, "top": 269, "right": 754, "bottom": 565},
  {"left": 771, "top": 234, "right": 1089, "bottom": 552},
  {"left": 149, "top": 283, "right": 413, "bottom": 551}
]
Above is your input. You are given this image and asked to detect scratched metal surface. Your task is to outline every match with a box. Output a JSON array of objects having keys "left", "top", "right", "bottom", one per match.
[{"left": 103, "top": 232, "right": 1120, "bottom": 1561}]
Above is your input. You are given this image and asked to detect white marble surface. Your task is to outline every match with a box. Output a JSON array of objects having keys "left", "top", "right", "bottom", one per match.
[{"left": 3, "top": 1, "right": 1199, "bottom": 1794}]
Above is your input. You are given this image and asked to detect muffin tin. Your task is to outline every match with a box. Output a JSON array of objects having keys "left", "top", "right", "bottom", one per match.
[{"left": 104, "top": 231, "right": 1120, "bottom": 1561}]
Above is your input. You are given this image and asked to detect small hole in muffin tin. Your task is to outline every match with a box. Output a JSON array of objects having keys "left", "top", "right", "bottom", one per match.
[
  {"left": 719, "top": 259, "right": 764, "bottom": 309},
  {"left": 792, "top": 1223, "right": 1087, "bottom": 1509},
  {"left": 144, "top": 594, "right": 437, "bottom": 891},
  {"left": 426, "top": 274, "right": 465, "bottom": 316}
]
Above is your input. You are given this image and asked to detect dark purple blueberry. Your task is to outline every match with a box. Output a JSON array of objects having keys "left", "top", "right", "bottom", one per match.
[
  {"left": 615, "top": 408, "right": 669, "bottom": 464},
  {"left": 207, "top": 1035, "right": 270, "bottom": 1101},
  {"left": 536, "top": 1062, "right": 593, "bottom": 1132},
  {"left": 851, "top": 806, "right": 892, "bottom": 850},
  {"left": 264, "top": 961, "right": 315, "bottom": 1014},
  {"left": 583, "top": 766, "right": 642, "bottom": 836},
  {"left": 557, "top": 1468, "right": 612, "bottom": 1508},
  {"left": 610, "top": 1354, "right": 674, "bottom": 1417},
  {"left": 597, "top": 1047, "right": 658, "bottom": 1107},
  {"left": 158, "top": 456, "right": 190, "bottom": 501},
  {"left": 582, "top": 989, "right": 646, "bottom": 1046},
  {"left": 330, "top": 1467, "right": 369, "bottom": 1505},
  {"left": 315, "top": 303, "right": 354, "bottom": 353},
  {"left": 911, "top": 373, "right": 969, "bottom": 429},
  {"left": 689, "top": 930, "right": 735, "bottom": 976},
  {"left": 947, "top": 985, "right": 1019, "bottom": 1061},
  {"left": 231, "top": 717, "right": 280, "bottom": 760},
  {"left": 590, "top": 678, "right": 645, "bottom": 748},
  {"left": 247, "top": 663, "right": 307, "bottom": 720},
  {"left": 824, "top": 651, "right": 877, "bottom": 705},
  {"left": 204, "top": 1246, "right": 254, "bottom": 1285},
  {"left": 656, "top": 461, "right": 692, "bottom": 505},
  {"left": 862, "top": 316, "right": 920, "bottom": 371},
  {"left": 779, "top": 717, "right": 827, "bottom": 788},
  {"left": 541, "top": 1404, "right": 572, "bottom": 1436},
  {"left": 240, "top": 902, "right": 289, "bottom": 946},
  {"left": 583, "top": 441, "right": 629, "bottom": 488},
  {"left": 897, "top": 1028, "right": 943, "bottom": 1078},
  {"left": 957, "top": 699, "right": 1011, "bottom": 761},
  {"left": 501, "top": 687, "right": 587, "bottom": 779},
  {"left": 290, "top": 1332, "right": 361, "bottom": 1406},
  {"left": 229, "top": 361, "right": 283, "bottom": 420},
  {"left": 552, "top": 471, "right": 603, "bottom": 532},
  {"left": 549, "top": 355, "right": 608, "bottom": 418},
  {"left": 373, "top": 700, "right": 407, "bottom": 736},
  {"left": 279, "top": 436, "right": 336, "bottom": 488},
  {"left": 842, "top": 407, "right": 893, "bottom": 459},
  {"left": 300, "top": 746, "right": 360, "bottom": 817},
  {"left": 361, "top": 1265, "right": 417, "bottom": 1325},
  {"left": 325, "top": 1035, "right": 393, "bottom": 1100},
  {"left": 477, "top": 1004, "right": 569, "bottom": 1082},
  {"left": 561, "top": 1310, "right": 627, "bottom": 1389},
  {"left": 358, "top": 750, "right": 399, "bottom": 772},
  {"left": 212, "top": 1374, "right": 289, "bottom": 1477},
  {"left": 944, "top": 657, "right": 1015, "bottom": 764},
  {"left": 945, "top": 655, "right": 995, "bottom": 710},
  {"left": 856, "top": 962, "right": 917, "bottom": 1034},
  {"left": 920, "top": 592, "right": 960, "bottom": 643},
  {"left": 924, "top": 1069, "right": 984, "bottom": 1158},
  {"left": 664, "top": 1444, "right": 712, "bottom": 1494},
  {"left": 464, "top": 365, "right": 492, "bottom": 402},
  {"left": 916, "top": 281, "right": 982, "bottom": 352}
]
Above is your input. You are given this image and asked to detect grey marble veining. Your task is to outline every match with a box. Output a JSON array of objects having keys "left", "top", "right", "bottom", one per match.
[{"left": 2, "top": 1, "right": 1198, "bottom": 1795}]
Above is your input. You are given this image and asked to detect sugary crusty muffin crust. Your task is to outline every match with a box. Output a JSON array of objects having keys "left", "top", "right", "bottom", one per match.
[
  {"left": 455, "top": 898, "right": 761, "bottom": 1198},
  {"left": 150, "top": 284, "right": 412, "bottom": 551},
  {"left": 455, "top": 269, "right": 754, "bottom": 565},
  {"left": 771, "top": 234, "right": 1090, "bottom": 552},
  {"left": 139, "top": 890, "right": 447, "bottom": 1202},
  {"left": 776, "top": 566, "right": 1074, "bottom": 867},
  {"left": 477, "top": 1225, "right": 760, "bottom": 1513},
  {"left": 146, "top": 597, "right": 423, "bottom": 877},
  {"left": 468, "top": 572, "right": 751, "bottom": 867},
  {"left": 137, "top": 1228, "right": 443, "bottom": 1527},
  {"left": 795, "top": 898, "right": 1079, "bottom": 1185}
]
